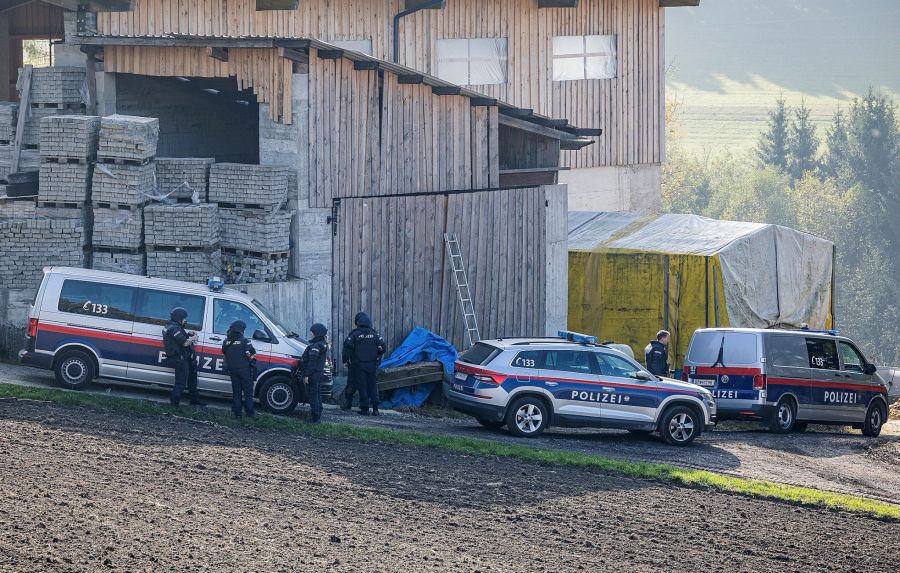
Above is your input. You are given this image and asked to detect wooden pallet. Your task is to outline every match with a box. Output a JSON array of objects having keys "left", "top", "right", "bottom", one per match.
[
  {"left": 95, "top": 201, "right": 148, "bottom": 211},
  {"left": 146, "top": 244, "right": 219, "bottom": 253},
  {"left": 92, "top": 245, "right": 145, "bottom": 255},
  {"left": 376, "top": 361, "right": 445, "bottom": 392},
  {"left": 30, "top": 102, "right": 85, "bottom": 110},
  {"left": 215, "top": 201, "right": 271, "bottom": 210},
  {"left": 38, "top": 201, "right": 87, "bottom": 209},
  {"left": 222, "top": 247, "right": 290, "bottom": 260},
  {"left": 96, "top": 156, "right": 154, "bottom": 167},
  {"left": 41, "top": 156, "right": 95, "bottom": 165}
]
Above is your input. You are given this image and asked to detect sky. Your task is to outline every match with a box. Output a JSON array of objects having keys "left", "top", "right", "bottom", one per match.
[{"left": 665, "top": 0, "right": 900, "bottom": 156}]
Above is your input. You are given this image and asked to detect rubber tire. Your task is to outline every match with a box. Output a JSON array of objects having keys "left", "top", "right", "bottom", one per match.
[
  {"left": 259, "top": 376, "right": 299, "bottom": 415},
  {"left": 769, "top": 398, "right": 796, "bottom": 434},
  {"left": 54, "top": 350, "right": 95, "bottom": 390},
  {"left": 862, "top": 401, "right": 886, "bottom": 437},
  {"left": 658, "top": 405, "right": 700, "bottom": 446},
  {"left": 476, "top": 418, "right": 505, "bottom": 430},
  {"left": 505, "top": 396, "right": 550, "bottom": 438},
  {"left": 792, "top": 422, "right": 809, "bottom": 433}
]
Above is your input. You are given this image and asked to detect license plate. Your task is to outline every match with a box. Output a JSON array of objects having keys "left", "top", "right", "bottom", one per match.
[
  {"left": 455, "top": 372, "right": 468, "bottom": 381},
  {"left": 452, "top": 383, "right": 464, "bottom": 392},
  {"left": 690, "top": 377, "right": 716, "bottom": 387}
]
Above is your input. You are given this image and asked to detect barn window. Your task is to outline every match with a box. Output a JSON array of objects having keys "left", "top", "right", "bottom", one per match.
[
  {"left": 552, "top": 35, "right": 617, "bottom": 81},
  {"left": 328, "top": 39, "right": 374, "bottom": 56},
  {"left": 436, "top": 37, "right": 508, "bottom": 86}
]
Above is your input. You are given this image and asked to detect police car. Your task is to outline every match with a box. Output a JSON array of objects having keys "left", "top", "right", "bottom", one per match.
[
  {"left": 682, "top": 328, "right": 892, "bottom": 436},
  {"left": 19, "top": 267, "right": 329, "bottom": 414},
  {"left": 446, "top": 331, "right": 716, "bottom": 445}
]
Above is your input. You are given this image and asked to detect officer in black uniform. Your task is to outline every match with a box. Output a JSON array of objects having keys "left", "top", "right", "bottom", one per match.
[
  {"left": 222, "top": 320, "right": 257, "bottom": 418},
  {"left": 163, "top": 307, "right": 205, "bottom": 407},
  {"left": 299, "top": 323, "right": 329, "bottom": 423},
  {"left": 644, "top": 329, "right": 670, "bottom": 377},
  {"left": 342, "top": 312, "right": 386, "bottom": 416}
]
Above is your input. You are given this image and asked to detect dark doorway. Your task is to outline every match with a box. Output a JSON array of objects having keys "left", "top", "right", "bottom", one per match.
[{"left": 115, "top": 74, "right": 259, "bottom": 163}]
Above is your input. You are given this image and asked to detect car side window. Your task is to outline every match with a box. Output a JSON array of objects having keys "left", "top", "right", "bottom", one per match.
[
  {"left": 213, "top": 299, "right": 267, "bottom": 336},
  {"left": 544, "top": 350, "right": 595, "bottom": 375},
  {"left": 805, "top": 338, "right": 839, "bottom": 370},
  {"left": 838, "top": 341, "right": 866, "bottom": 373},
  {"left": 57, "top": 279, "right": 136, "bottom": 322},
  {"left": 511, "top": 350, "right": 542, "bottom": 369},
  {"left": 134, "top": 289, "right": 205, "bottom": 331},
  {"left": 596, "top": 352, "right": 644, "bottom": 379},
  {"left": 769, "top": 335, "right": 809, "bottom": 368}
]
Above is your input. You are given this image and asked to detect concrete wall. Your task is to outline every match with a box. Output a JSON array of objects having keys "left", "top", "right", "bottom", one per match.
[
  {"left": 116, "top": 74, "right": 259, "bottom": 163},
  {"left": 0, "top": 288, "right": 37, "bottom": 360},
  {"left": 560, "top": 164, "right": 662, "bottom": 214},
  {"left": 543, "top": 184, "right": 569, "bottom": 335}
]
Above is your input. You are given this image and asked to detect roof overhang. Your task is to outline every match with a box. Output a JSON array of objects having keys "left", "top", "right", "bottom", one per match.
[
  {"left": 4, "top": 0, "right": 136, "bottom": 12},
  {"left": 73, "top": 34, "right": 600, "bottom": 149},
  {"left": 659, "top": 1, "right": 700, "bottom": 7}
]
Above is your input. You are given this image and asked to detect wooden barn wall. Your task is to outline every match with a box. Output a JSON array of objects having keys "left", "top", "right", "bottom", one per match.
[
  {"left": 308, "top": 50, "right": 499, "bottom": 208},
  {"left": 104, "top": 45, "right": 293, "bottom": 122},
  {"left": 8, "top": 1, "right": 64, "bottom": 38},
  {"left": 95, "top": 0, "right": 664, "bottom": 169},
  {"left": 332, "top": 187, "right": 549, "bottom": 357}
]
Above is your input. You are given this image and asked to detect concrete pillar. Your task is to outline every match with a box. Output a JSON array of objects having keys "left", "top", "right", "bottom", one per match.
[
  {"left": 0, "top": 13, "right": 10, "bottom": 101},
  {"left": 95, "top": 72, "right": 117, "bottom": 116},
  {"left": 55, "top": 12, "right": 87, "bottom": 67},
  {"left": 559, "top": 164, "right": 663, "bottom": 214}
]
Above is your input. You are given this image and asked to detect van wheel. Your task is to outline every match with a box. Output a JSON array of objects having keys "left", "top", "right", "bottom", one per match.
[
  {"left": 769, "top": 398, "right": 796, "bottom": 434},
  {"left": 659, "top": 406, "right": 700, "bottom": 446},
  {"left": 259, "top": 376, "right": 298, "bottom": 415},
  {"left": 54, "top": 350, "right": 95, "bottom": 390},
  {"left": 505, "top": 396, "right": 549, "bottom": 438},
  {"left": 862, "top": 402, "right": 886, "bottom": 437}
]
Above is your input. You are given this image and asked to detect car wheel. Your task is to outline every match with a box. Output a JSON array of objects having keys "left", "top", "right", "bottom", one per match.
[
  {"left": 476, "top": 418, "right": 505, "bottom": 430},
  {"left": 259, "top": 376, "right": 299, "bottom": 415},
  {"left": 659, "top": 406, "right": 700, "bottom": 446},
  {"left": 769, "top": 398, "right": 796, "bottom": 434},
  {"left": 54, "top": 350, "right": 95, "bottom": 390},
  {"left": 862, "top": 401, "right": 886, "bottom": 437},
  {"left": 505, "top": 396, "right": 549, "bottom": 438},
  {"left": 792, "top": 422, "right": 809, "bottom": 433}
]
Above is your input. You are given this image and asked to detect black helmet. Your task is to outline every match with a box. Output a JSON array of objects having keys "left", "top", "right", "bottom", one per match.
[
  {"left": 228, "top": 320, "right": 247, "bottom": 334},
  {"left": 310, "top": 323, "right": 328, "bottom": 337},
  {"left": 354, "top": 312, "right": 372, "bottom": 327},
  {"left": 170, "top": 307, "right": 188, "bottom": 322}
]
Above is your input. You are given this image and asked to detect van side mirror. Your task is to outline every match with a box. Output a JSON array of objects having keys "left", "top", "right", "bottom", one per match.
[
  {"left": 635, "top": 371, "right": 654, "bottom": 381},
  {"left": 252, "top": 329, "right": 271, "bottom": 342},
  {"left": 863, "top": 363, "right": 877, "bottom": 375}
]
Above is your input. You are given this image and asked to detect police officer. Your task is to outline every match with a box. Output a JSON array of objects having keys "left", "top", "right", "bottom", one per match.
[
  {"left": 163, "top": 307, "right": 205, "bottom": 407},
  {"left": 644, "top": 330, "right": 670, "bottom": 377},
  {"left": 299, "top": 323, "right": 329, "bottom": 423},
  {"left": 342, "top": 312, "right": 386, "bottom": 416},
  {"left": 222, "top": 320, "right": 256, "bottom": 418}
]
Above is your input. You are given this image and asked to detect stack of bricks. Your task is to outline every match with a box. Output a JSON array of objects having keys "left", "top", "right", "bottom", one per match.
[
  {"left": 0, "top": 218, "right": 86, "bottom": 288},
  {"left": 21, "top": 67, "right": 88, "bottom": 148},
  {"left": 38, "top": 115, "right": 100, "bottom": 204},
  {"left": 145, "top": 203, "right": 221, "bottom": 283},
  {"left": 0, "top": 103, "right": 16, "bottom": 143},
  {"left": 209, "top": 163, "right": 293, "bottom": 283},
  {"left": 90, "top": 115, "right": 160, "bottom": 276},
  {"left": 155, "top": 157, "right": 215, "bottom": 202}
]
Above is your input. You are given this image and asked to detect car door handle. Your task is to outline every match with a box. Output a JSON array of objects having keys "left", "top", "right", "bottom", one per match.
[
  {"left": 602, "top": 387, "right": 615, "bottom": 392},
  {"left": 209, "top": 336, "right": 222, "bottom": 342},
  {"left": 545, "top": 382, "right": 558, "bottom": 387}
]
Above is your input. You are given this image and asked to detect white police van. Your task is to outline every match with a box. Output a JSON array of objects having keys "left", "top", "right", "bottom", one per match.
[
  {"left": 19, "top": 267, "right": 323, "bottom": 414},
  {"left": 682, "top": 328, "right": 892, "bottom": 436}
]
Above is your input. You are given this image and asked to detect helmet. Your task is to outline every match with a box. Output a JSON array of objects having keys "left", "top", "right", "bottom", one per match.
[
  {"left": 354, "top": 312, "right": 372, "bottom": 327},
  {"left": 310, "top": 323, "right": 328, "bottom": 337},
  {"left": 228, "top": 320, "right": 247, "bottom": 334},
  {"left": 170, "top": 307, "right": 188, "bottom": 323}
]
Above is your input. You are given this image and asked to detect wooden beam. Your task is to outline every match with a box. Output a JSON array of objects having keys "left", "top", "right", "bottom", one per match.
[
  {"left": 397, "top": 73, "right": 423, "bottom": 84},
  {"left": 501, "top": 108, "right": 534, "bottom": 118},
  {"left": 659, "top": 0, "right": 700, "bottom": 6},
  {"left": 404, "top": 0, "right": 447, "bottom": 9},
  {"left": 531, "top": 117, "right": 570, "bottom": 129},
  {"left": 537, "top": 0, "right": 579, "bottom": 7},
  {"left": 39, "top": 0, "right": 135, "bottom": 11},
  {"left": 0, "top": 0, "right": 33, "bottom": 13},
  {"left": 206, "top": 47, "right": 229, "bottom": 62},
  {"left": 73, "top": 36, "right": 276, "bottom": 48},
  {"left": 431, "top": 85, "right": 460, "bottom": 96},
  {"left": 353, "top": 60, "right": 379, "bottom": 71},
  {"left": 573, "top": 127, "right": 603, "bottom": 137},
  {"left": 469, "top": 97, "right": 497, "bottom": 107},
  {"left": 9, "top": 65, "right": 31, "bottom": 175},
  {"left": 256, "top": 0, "right": 299, "bottom": 9},
  {"left": 317, "top": 49, "right": 344, "bottom": 60}
]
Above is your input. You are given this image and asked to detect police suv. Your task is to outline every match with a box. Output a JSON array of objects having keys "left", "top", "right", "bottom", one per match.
[
  {"left": 446, "top": 331, "right": 716, "bottom": 445},
  {"left": 682, "top": 328, "right": 892, "bottom": 436},
  {"left": 19, "top": 267, "right": 328, "bottom": 414}
]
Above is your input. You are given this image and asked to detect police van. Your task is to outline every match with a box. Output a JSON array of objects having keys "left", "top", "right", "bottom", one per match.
[
  {"left": 682, "top": 328, "right": 892, "bottom": 436},
  {"left": 19, "top": 267, "right": 326, "bottom": 414},
  {"left": 447, "top": 331, "right": 716, "bottom": 446}
]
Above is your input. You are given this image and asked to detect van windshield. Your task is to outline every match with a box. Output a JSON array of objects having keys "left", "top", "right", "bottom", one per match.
[
  {"left": 251, "top": 299, "right": 297, "bottom": 339},
  {"left": 687, "top": 332, "right": 758, "bottom": 365}
]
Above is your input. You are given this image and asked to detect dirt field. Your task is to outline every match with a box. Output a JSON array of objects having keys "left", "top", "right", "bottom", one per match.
[{"left": 1, "top": 398, "right": 897, "bottom": 573}]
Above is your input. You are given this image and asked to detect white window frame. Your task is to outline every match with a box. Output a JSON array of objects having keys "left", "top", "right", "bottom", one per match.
[
  {"left": 552, "top": 34, "right": 617, "bottom": 82},
  {"left": 436, "top": 37, "right": 508, "bottom": 86}
]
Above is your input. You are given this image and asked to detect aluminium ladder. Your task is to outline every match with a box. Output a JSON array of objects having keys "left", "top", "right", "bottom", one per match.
[{"left": 443, "top": 233, "right": 481, "bottom": 347}]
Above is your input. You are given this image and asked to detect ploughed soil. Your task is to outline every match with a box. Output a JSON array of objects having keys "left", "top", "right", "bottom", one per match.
[{"left": 0, "top": 399, "right": 897, "bottom": 573}]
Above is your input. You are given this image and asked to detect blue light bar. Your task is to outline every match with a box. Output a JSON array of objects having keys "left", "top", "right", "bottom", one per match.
[
  {"left": 558, "top": 330, "right": 598, "bottom": 344},
  {"left": 207, "top": 277, "right": 225, "bottom": 291},
  {"left": 805, "top": 329, "right": 840, "bottom": 336}
]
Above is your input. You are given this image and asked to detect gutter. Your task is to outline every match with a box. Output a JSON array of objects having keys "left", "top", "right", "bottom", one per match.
[{"left": 393, "top": 0, "right": 445, "bottom": 63}]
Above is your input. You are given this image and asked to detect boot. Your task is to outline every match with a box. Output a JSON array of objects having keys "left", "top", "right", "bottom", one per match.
[
  {"left": 358, "top": 409, "right": 370, "bottom": 416},
  {"left": 371, "top": 408, "right": 379, "bottom": 416}
]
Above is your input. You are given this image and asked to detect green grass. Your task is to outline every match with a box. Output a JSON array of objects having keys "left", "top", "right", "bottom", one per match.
[{"left": 2, "top": 382, "right": 898, "bottom": 521}]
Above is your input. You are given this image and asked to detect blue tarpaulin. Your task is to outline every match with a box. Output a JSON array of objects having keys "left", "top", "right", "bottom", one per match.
[{"left": 378, "top": 327, "right": 458, "bottom": 409}]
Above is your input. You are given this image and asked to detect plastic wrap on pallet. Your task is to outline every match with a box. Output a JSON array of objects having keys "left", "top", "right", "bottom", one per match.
[
  {"left": 144, "top": 203, "right": 219, "bottom": 247},
  {"left": 155, "top": 157, "right": 214, "bottom": 201},
  {"left": 208, "top": 163, "right": 291, "bottom": 207},
  {"left": 93, "top": 208, "right": 143, "bottom": 250},
  {"left": 222, "top": 251, "right": 289, "bottom": 284},
  {"left": 91, "top": 162, "right": 157, "bottom": 205},
  {"left": 218, "top": 209, "right": 293, "bottom": 252},
  {"left": 91, "top": 250, "right": 146, "bottom": 275},
  {"left": 97, "top": 115, "right": 159, "bottom": 161}
]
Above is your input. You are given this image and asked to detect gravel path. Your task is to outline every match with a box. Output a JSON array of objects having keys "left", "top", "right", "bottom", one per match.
[
  {"left": 3, "top": 362, "right": 899, "bottom": 505},
  {"left": 1, "top": 399, "right": 898, "bottom": 573}
]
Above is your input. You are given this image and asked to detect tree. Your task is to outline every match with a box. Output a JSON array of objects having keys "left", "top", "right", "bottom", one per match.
[
  {"left": 787, "top": 100, "right": 819, "bottom": 180},
  {"left": 757, "top": 97, "right": 790, "bottom": 172},
  {"left": 820, "top": 110, "right": 848, "bottom": 179}
]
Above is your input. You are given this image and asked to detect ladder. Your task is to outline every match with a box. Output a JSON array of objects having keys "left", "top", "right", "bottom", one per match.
[{"left": 444, "top": 233, "right": 481, "bottom": 347}]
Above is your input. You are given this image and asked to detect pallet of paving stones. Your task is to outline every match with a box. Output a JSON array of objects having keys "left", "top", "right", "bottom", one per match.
[
  {"left": 39, "top": 115, "right": 100, "bottom": 160},
  {"left": 218, "top": 208, "right": 293, "bottom": 252},
  {"left": 0, "top": 217, "right": 87, "bottom": 287},
  {"left": 0, "top": 103, "right": 17, "bottom": 142},
  {"left": 97, "top": 115, "right": 159, "bottom": 162},
  {"left": 93, "top": 207, "right": 143, "bottom": 250},
  {"left": 145, "top": 243, "right": 220, "bottom": 253},
  {"left": 143, "top": 203, "right": 219, "bottom": 248},
  {"left": 147, "top": 248, "right": 222, "bottom": 284},
  {"left": 22, "top": 67, "right": 87, "bottom": 104},
  {"left": 221, "top": 247, "right": 291, "bottom": 261},
  {"left": 96, "top": 156, "right": 155, "bottom": 167},
  {"left": 222, "top": 251, "right": 289, "bottom": 284},
  {"left": 91, "top": 247, "right": 146, "bottom": 276},
  {"left": 91, "top": 161, "right": 156, "bottom": 206},
  {"left": 0, "top": 194, "right": 38, "bottom": 219},
  {"left": 208, "top": 163, "right": 291, "bottom": 207},
  {"left": 23, "top": 106, "right": 87, "bottom": 147},
  {"left": 155, "top": 157, "right": 214, "bottom": 202},
  {"left": 0, "top": 147, "right": 40, "bottom": 183},
  {"left": 39, "top": 161, "right": 94, "bottom": 204}
]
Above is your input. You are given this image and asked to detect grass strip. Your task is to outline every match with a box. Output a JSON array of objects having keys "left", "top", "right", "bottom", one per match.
[{"left": 2, "top": 382, "right": 898, "bottom": 520}]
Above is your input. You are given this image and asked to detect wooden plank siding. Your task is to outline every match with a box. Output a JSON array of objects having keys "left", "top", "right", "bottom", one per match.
[
  {"left": 332, "top": 186, "right": 552, "bottom": 356},
  {"left": 7, "top": 1, "right": 65, "bottom": 38},
  {"left": 95, "top": 0, "right": 664, "bottom": 170},
  {"left": 307, "top": 49, "right": 495, "bottom": 207}
]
